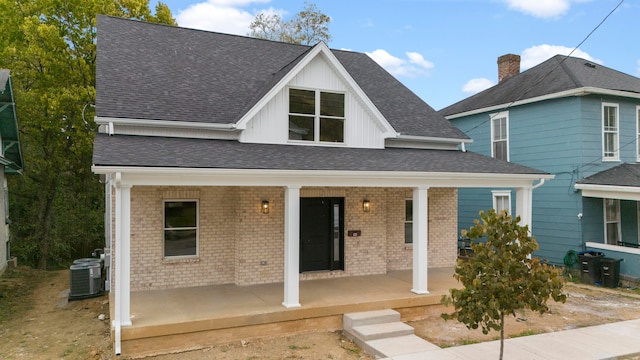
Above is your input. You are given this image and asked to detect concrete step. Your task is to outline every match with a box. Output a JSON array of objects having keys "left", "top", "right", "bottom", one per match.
[
  {"left": 343, "top": 309, "right": 401, "bottom": 331},
  {"left": 366, "top": 334, "right": 442, "bottom": 358},
  {"left": 351, "top": 322, "right": 415, "bottom": 342}
]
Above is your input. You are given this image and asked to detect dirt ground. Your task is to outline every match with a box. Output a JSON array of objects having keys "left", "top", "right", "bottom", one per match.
[{"left": 1, "top": 267, "right": 640, "bottom": 359}]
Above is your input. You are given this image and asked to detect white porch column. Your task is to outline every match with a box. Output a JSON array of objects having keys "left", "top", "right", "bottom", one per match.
[
  {"left": 412, "top": 186, "right": 430, "bottom": 295},
  {"left": 113, "top": 174, "right": 131, "bottom": 354},
  {"left": 283, "top": 185, "right": 301, "bottom": 308},
  {"left": 515, "top": 186, "right": 533, "bottom": 231}
]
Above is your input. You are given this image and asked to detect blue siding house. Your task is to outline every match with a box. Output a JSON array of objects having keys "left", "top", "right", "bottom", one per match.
[{"left": 440, "top": 54, "right": 640, "bottom": 281}]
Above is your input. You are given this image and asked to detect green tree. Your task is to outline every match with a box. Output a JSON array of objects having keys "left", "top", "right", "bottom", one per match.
[
  {"left": 249, "top": 2, "right": 331, "bottom": 45},
  {"left": 0, "top": 0, "right": 176, "bottom": 269},
  {"left": 441, "top": 210, "right": 566, "bottom": 360}
]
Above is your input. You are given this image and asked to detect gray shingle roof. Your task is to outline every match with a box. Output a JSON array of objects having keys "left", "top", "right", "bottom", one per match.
[
  {"left": 93, "top": 133, "right": 545, "bottom": 175},
  {"left": 96, "top": 15, "right": 467, "bottom": 139},
  {"left": 577, "top": 163, "right": 640, "bottom": 187},
  {"left": 440, "top": 55, "right": 640, "bottom": 116},
  {"left": 0, "top": 69, "right": 24, "bottom": 172}
]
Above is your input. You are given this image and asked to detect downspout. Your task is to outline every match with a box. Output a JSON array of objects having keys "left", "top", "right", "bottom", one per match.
[
  {"left": 460, "top": 142, "right": 467, "bottom": 152},
  {"left": 113, "top": 172, "right": 122, "bottom": 355},
  {"left": 532, "top": 178, "right": 545, "bottom": 190}
]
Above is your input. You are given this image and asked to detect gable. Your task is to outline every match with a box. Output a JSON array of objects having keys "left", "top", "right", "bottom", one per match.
[{"left": 239, "top": 52, "right": 391, "bottom": 148}]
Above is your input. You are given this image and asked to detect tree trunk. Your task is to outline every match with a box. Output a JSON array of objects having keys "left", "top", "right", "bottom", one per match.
[{"left": 499, "top": 311, "right": 505, "bottom": 360}]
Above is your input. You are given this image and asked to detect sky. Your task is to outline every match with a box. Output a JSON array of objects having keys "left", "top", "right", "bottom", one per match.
[{"left": 149, "top": 0, "right": 639, "bottom": 110}]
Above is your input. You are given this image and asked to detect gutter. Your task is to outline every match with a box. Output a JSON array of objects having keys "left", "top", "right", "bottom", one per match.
[
  {"left": 444, "top": 87, "right": 640, "bottom": 120},
  {"left": 95, "top": 116, "right": 239, "bottom": 131}
]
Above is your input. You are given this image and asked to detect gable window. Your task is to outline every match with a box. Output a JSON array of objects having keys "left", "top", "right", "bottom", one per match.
[
  {"left": 164, "top": 200, "right": 198, "bottom": 257},
  {"left": 404, "top": 199, "right": 413, "bottom": 244},
  {"left": 490, "top": 112, "right": 509, "bottom": 161},
  {"left": 492, "top": 190, "right": 511, "bottom": 215},
  {"left": 602, "top": 103, "right": 619, "bottom": 161},
  {"left": 289, "top": 88, "right": 345, "bottom": 143},
  {"left": 604, "top": 199, "right": 620, "bottom": 245},
  {"left": 636, "top": 106, "right": 640, "bottom": 161}
]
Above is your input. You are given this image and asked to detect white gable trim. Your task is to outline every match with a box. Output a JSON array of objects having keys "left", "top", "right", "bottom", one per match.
[
  {"left": 445, "top": 87, "right": 640, "bottom": 120},
  {"left": 235, "top": 42, "right": 397, "bottom": 138}
]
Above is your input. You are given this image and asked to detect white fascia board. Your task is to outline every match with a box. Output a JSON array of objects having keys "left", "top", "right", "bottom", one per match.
[
  {"left": 234, "top": 42, "right": 398, "bottom": 138},
  {"left": 575, "top": 183, "right": 640, "bottom": 201},
  {"left": 393, "top": 135, "right": 473, "bottom": 144},
  {"left": 92, "top": 165, "right": 552, "bottom": 189},
  {"left": 445, "top": 87, "right": 640, "bottom": 120},
  {"left": 95, "top": 117, "right": 238, "bottom": 131}
]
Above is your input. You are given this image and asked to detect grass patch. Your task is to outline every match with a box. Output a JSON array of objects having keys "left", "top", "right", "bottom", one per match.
[
  {"left": 288, "top": 344, "right": 311, "bottom": 350},
  {"left": 0, "top": 266, "right": 46, "bottom": 323},
  {"left": 510, "top": 329, "right": 539, "bottom": 338}
]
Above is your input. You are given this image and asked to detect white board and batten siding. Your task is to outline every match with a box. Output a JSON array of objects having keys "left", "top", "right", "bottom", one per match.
[{"left": 239, "top": 55, "right": 388, "bottom": 149}]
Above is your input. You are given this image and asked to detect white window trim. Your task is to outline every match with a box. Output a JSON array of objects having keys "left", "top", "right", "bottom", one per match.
[
  {"left": 489, "top": 111, "right": 509, "bottom": 161},
  {"left": 163, "top": 199, "right": 199, "bottom": 259},
  {"left": 287, "top": 87, "right": 347, "bottom": 145},
  {"left": 636, "top": 105, "right": 640, "bottom": 162},
  {"left": 492, "top": 190, "right": 511, "bottom": 215},
  {"left": 603, "top": 198, "right": 621, "bottom": 246},
  {"left": 602, "top": 102, "right": 620, "bottom": 161},
  {"left": 404, "top": 198, "right": 413, "bottom": 244}
]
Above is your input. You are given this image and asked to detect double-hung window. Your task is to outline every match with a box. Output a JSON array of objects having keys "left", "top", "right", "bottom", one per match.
[
  {"left": 164, "top": 200, "right": 198, "bottom": 257},
  {"left": 604, "top": 199, "right": 621, "bottom": 245},
  {"left": 602, "top": 103, "right": 619, "bottom": 161},
  {"left": 404, "top": 199, "right": 413, "bottom": 244},
  {"left": 492, "top": 190, "right": 511, "bottom": 215},
  {"left": 288, "top": 88, "right": 345, "bottom": 143},
  {"left": 490, "top": 112, "right": 509, "bottom": 161}
]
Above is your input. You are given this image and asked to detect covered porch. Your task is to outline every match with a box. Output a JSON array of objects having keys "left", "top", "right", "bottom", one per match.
[
  {"left": 119, "top": 268, "right": 457, "bottom": 357},
  {"left": 575, "top": 164, "right": 640, "bottom": 281}
]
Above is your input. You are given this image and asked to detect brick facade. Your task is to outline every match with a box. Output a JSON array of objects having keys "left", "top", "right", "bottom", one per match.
[{"left": 121, "top": 186, "right": 458, "bottom": 291}]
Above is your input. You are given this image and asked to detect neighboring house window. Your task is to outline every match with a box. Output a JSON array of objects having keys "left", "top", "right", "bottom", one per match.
[
  {"left": 404, "top": 199, "right": 413, "bottom": 244},
  {"left": 602, "top": 103, "right": 619, "bottom": 161},
  {"left": 604, "top": 199, "right": 620, "bottom": 245},
  {"left": 492, "top": 190, "right": 511, "bottom": 215},
  {"left": 490, "top": 112, "right": 509, "bottom": 161},
  {"left": 288, "top": 88, "right": 345, "bottom": 143},
  {"left": 636, "top": 106, "right": 640, "bottom": 161},
  {"left": 164, "top": 200, "right": 198, "bottom": 257}
]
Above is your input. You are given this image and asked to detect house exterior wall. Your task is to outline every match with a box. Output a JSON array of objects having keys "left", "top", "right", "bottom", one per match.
[
  {"left": 124, "top": 185, "right": 458, "bottom": 291},
  {"left": 451, "top": 95, "right": 640, "bottom": 265},
  {"left": 239, "top": 55, "right": 387, "bottom": 149},
  {"left": 0, "top": 168, "right": 7, "bottom": 275}
]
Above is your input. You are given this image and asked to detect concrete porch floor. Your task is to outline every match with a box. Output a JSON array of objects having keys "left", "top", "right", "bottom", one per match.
[{"left": 121, "top": 267, "right": 458, "bottom": 357}]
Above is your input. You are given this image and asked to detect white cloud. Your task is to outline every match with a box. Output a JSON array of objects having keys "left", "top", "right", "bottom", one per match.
[
  {"left": 521, "top": 44, "right": 602, "bottom": 70},
  {"left": 462, "top": 78, "right": 495, "bottom": 94},
  {"left": 502, "top": 0, "right": 588, "bottom": 19},
  {"left": 176, "top": 0, "right": 278, "bottom": 35},
  {"left": 366, "top": 49, "right": 434, "bottom": 78}
]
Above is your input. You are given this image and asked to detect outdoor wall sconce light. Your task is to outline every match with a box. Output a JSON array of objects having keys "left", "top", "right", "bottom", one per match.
[
  {"left": 262, "top": 200, "right": 270, "bottom": 214},
  {"left": 363, "top": 199, "right": 371, "bottom": 212}
]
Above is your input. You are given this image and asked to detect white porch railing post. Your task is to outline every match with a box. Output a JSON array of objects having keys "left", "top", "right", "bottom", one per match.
[
  {"left": 283, "top": 185, "right": 301, "bottom": 308},
  {"left": 516, "top": 186, "right": 533, "bottom": 231},
  {"left": 412, "top": 186, "right": 430, "bottom": 294}
]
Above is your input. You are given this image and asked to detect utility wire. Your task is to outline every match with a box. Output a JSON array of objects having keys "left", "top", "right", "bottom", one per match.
[{"left": 462, "top": 0, "right": 625, "bottom": 137}]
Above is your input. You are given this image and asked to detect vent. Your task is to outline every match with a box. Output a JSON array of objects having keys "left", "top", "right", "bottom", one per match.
[{"left": 69, "top": 262, "right": 103, "bottom": 301}]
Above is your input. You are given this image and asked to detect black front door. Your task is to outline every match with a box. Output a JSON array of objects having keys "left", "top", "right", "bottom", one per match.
[{"left": 299, "top": 197, "right": 344, "bottom": 272}]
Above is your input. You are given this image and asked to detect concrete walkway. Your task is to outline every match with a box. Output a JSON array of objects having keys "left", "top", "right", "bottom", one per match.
[{"left": 380, "top": 319, "right": 640, "bottom": 360}]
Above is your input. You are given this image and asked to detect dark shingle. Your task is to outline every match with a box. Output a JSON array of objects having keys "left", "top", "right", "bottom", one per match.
[
  {"left": 96, "top": 15, "right": 467, "bottom": 139},
  {"left": 440, "top": 55, "right": 640, "bottom": 116},
  {"left": 93, "top": 134, "right": 544, "bottom": 175},
  {"left": 577, "top": 163, "right": 640, "bottom": 187}
]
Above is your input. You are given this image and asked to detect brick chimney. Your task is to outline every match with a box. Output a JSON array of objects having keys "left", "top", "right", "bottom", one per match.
[{"left": 497, "top": 54, "right": 521, "bottom": 83}]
